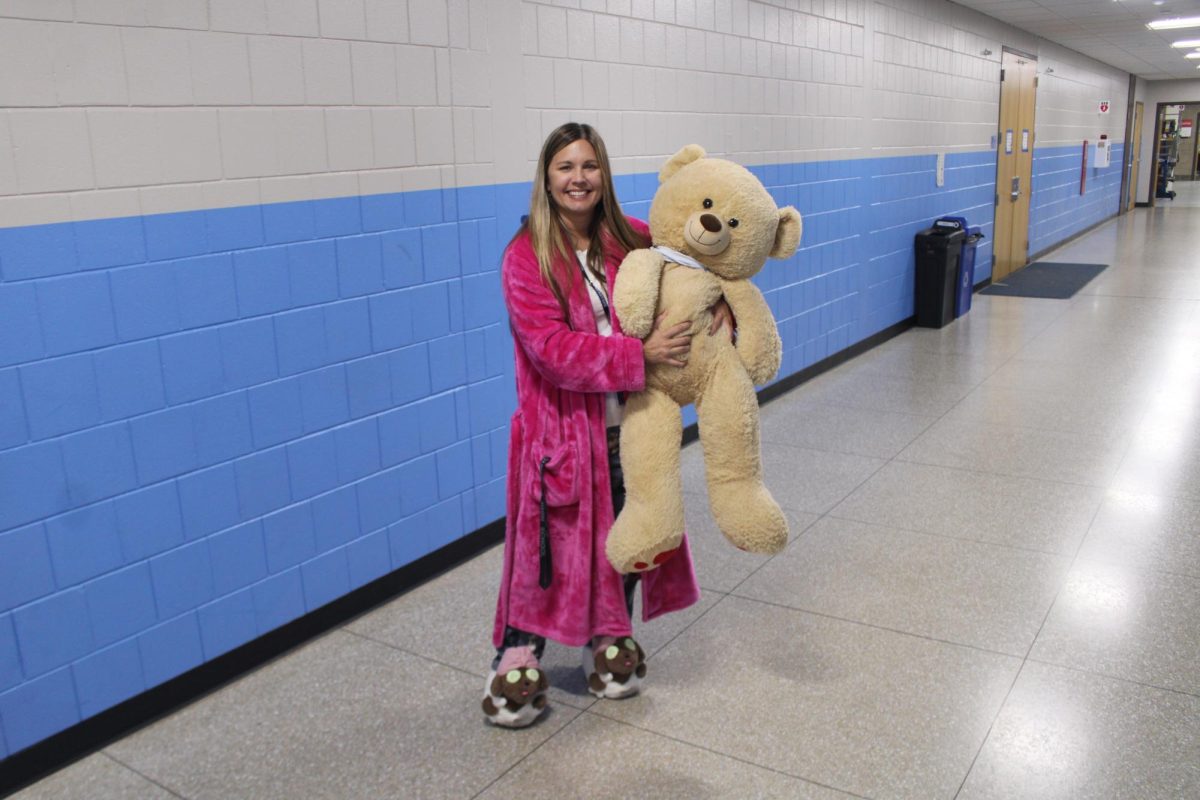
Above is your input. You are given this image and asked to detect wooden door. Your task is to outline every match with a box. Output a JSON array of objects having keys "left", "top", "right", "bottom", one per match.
[
  {"left": 993, "top": 51, "right": 1038, "bottom": 281},
  {"left": 1127, "top": 102, "right": 1143, "bottom": 211}
]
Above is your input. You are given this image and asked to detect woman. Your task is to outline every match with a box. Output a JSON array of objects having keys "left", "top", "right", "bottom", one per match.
[{"left": 485, "top": 123, "right": 731, "bottom": 728}]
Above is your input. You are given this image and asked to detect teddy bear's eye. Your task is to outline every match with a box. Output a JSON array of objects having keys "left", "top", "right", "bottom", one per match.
[
  {"left": 702, "top": 198, "right": 713, "bottom": 209},
  {"left": 728, "top": 218, "right": 739, "bottom": 228},
  {"left": 606, "top": 645, "right": 619, "bottom": 659}
]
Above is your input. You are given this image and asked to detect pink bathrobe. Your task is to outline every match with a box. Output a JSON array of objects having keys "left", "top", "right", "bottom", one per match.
[{"left": 492, "top": 219, "right": 701, "bottom": 648}]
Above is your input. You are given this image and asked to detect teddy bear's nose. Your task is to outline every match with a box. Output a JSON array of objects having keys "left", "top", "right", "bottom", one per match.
[{"left": 699, "top": 213, "right": 722, "bottom": 233}]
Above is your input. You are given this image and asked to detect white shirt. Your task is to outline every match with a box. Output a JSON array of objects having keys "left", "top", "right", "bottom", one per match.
[{"left": 576, "top": 250, "right": 623, "bottom": 427}]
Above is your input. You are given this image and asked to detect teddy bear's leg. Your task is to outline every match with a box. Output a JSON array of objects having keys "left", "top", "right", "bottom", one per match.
[
  {"left": 605, "top": 389, "right": 685, "bottom": 574},
  {"left": 696, "top": 353, "right": 788, "bottom": 555}
]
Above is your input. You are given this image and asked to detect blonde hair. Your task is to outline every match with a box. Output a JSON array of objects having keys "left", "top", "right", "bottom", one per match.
[{"left": 514, "top": 122, "right": 647, "bottom": 320}]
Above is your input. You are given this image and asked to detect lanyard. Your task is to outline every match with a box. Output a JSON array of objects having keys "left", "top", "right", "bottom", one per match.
[
  {"left": 578, "top": 257, "right": 611, "bottom": 324},
  {"left": 577, "top": 254, "right": 626, "bottom": 408}
]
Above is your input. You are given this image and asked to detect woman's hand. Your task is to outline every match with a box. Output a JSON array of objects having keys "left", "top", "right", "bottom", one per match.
[
  {"left": 708, "top": 296, "right": 736, "bottom": 341},
  {"left": 643, "top": 310, "right": 692, "bottom": 367}
]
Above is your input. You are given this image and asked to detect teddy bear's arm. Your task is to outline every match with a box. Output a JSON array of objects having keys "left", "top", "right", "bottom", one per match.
[
  {"left": 612, "top": 249, "right": 666, "bottom": 339},
  {"left": 720, "top": 279, "right": 782, "bottom": 385}
]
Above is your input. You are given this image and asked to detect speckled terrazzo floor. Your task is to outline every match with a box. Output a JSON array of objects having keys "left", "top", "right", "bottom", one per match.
[{"left": 13, "top": 206, "right": 1200, "bottom": 799}]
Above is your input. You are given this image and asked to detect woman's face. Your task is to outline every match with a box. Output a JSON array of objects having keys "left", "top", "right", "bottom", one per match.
[{"left": 547, "top": 138, "right": 602, "bottom": 225}]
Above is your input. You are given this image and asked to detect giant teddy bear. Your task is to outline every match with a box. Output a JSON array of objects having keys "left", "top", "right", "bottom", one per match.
[{"left": 606, "top": 145, "right": 802, "bottom": 574}]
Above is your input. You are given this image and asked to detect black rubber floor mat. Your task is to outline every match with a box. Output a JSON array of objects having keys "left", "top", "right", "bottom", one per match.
[{"left": 980, "top": 262, "right": 1107, "bottom": 299}]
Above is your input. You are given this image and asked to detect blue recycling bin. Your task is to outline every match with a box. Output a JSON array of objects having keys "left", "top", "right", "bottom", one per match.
[
  {"left": 956, "top": 228, "right": 983, "bottom": 318},
  {"left": 931, "top": 217, "right": 983, "bottom": 319}
]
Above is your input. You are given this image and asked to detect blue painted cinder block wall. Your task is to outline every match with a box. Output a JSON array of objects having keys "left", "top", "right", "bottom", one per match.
[
  {"left": 0, "top": 146, "right": 1116, "bottom": 757},
  {"left": 0, "top": 180, "right": 515, "bottom": 756},
  {"left": 1030, "top": 143, "right": 1125, "bottom": 257}
]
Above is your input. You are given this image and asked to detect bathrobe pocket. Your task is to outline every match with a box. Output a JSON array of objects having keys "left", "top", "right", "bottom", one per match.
[{"left": 531, "top": 441, "right": 580, "bottom": 507}]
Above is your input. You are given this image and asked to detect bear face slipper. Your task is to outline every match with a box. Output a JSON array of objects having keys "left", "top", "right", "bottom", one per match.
[
  {"left": 583, "top": 636, "right": 647, "bottom": 699},
  {"left": 482, "top": 645, "right": 548, "bottom": 728}
]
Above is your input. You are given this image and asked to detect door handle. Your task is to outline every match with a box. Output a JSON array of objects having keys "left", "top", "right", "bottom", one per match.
[{"left": 1010, "top": 176, "right": 1020, "bottom": 200}]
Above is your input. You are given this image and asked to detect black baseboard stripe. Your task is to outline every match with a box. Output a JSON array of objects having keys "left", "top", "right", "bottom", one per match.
[
  {"left": 0, "top": 519, "right": 505, "bottom": 797},
  {"left": 680, "top": 317, "right": 912, "bottom": 445},
  {"left": 1, "top": 316, "right": 915, "bottom": 797},
  {"left": 757, "top": 319, "right": 912, "bottom": 407}
]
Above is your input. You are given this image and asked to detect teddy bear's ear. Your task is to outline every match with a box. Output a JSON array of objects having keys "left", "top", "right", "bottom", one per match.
[
  {"left": 659, "top": 144, "right": 706, "bottom": 183},
  {"left": 770, "top": 206, "right": 803, "bottom": 259}
]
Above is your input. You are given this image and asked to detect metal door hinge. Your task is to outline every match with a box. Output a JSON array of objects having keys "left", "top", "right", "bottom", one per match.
[
  {"left": 1000, "top": 68, "right": 1006, "bottom": 81},
  {"left": 1034, "top": 76, "right": 1039, "bottom": 88}
]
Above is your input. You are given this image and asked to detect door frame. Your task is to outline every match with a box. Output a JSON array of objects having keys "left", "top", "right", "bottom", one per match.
[
  {"left": 1190, "top": 111, "right": 1199, "bottom": 180},
  {"left": 1119, "top": 73, "right": 1140, "bottom": 213},
  {"left": 1148, "top": 100, "right": 1200, "bottom": 205},
  {"left": 1149, "top": 104, "right": 1165, "bottom": 207},
  {"left": 1124, "top": 101, "right": 1143, "bottom": 212}
]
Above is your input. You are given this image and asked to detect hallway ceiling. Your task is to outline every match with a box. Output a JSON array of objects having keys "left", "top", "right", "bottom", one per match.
[{"left": 953, "top": 0, "right": 1200, "bottom": 80}]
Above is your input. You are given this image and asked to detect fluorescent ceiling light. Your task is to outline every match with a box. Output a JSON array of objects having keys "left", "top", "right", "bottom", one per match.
[
  {"left": 1149, "top": 17, "right": 1200, "bottom": 30},
  {"left": 1170, "top": 39, "right": 1200, "bottom": 47},
  {"left": 1188, "top": 52, "right": 1200, "bottom": 58}
]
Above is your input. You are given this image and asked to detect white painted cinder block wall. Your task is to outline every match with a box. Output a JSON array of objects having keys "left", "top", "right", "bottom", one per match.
[{"left": 0, "top": 0, "right": 1132, "bottom": 229}]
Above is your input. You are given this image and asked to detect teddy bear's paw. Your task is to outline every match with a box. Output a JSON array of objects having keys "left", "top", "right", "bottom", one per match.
[
  {"left": 732, "top": 527, "right": 787, "bottom": 555},
  {"left": 605, "top": 525, "right": 683, "bottom": 574},
  {"left": 710, "top": 483, "right": 788, "bottom": 555},
  {"left": 722, "top": 518, "right": 787, "bottom": 555},
  {"left": 605, "top": 504, "right": 683, "bottom": 573}
]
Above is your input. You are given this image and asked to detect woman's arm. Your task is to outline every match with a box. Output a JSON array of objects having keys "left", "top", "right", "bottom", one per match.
[{"left": 503, "top": 243, "right": 646, "bottom": 394}]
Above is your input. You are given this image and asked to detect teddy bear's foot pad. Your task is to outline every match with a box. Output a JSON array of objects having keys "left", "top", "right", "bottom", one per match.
[
  {"left": 631, "top": 546, "right": 680, "bottom": 572},
  {"left": 606, "top": 521, "right": 683, "bottom": 574}
]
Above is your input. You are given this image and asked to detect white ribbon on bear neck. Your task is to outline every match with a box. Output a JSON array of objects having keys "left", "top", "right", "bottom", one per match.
[{"left": 651, "top": 245, "right": 707, "bottom": 271}]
